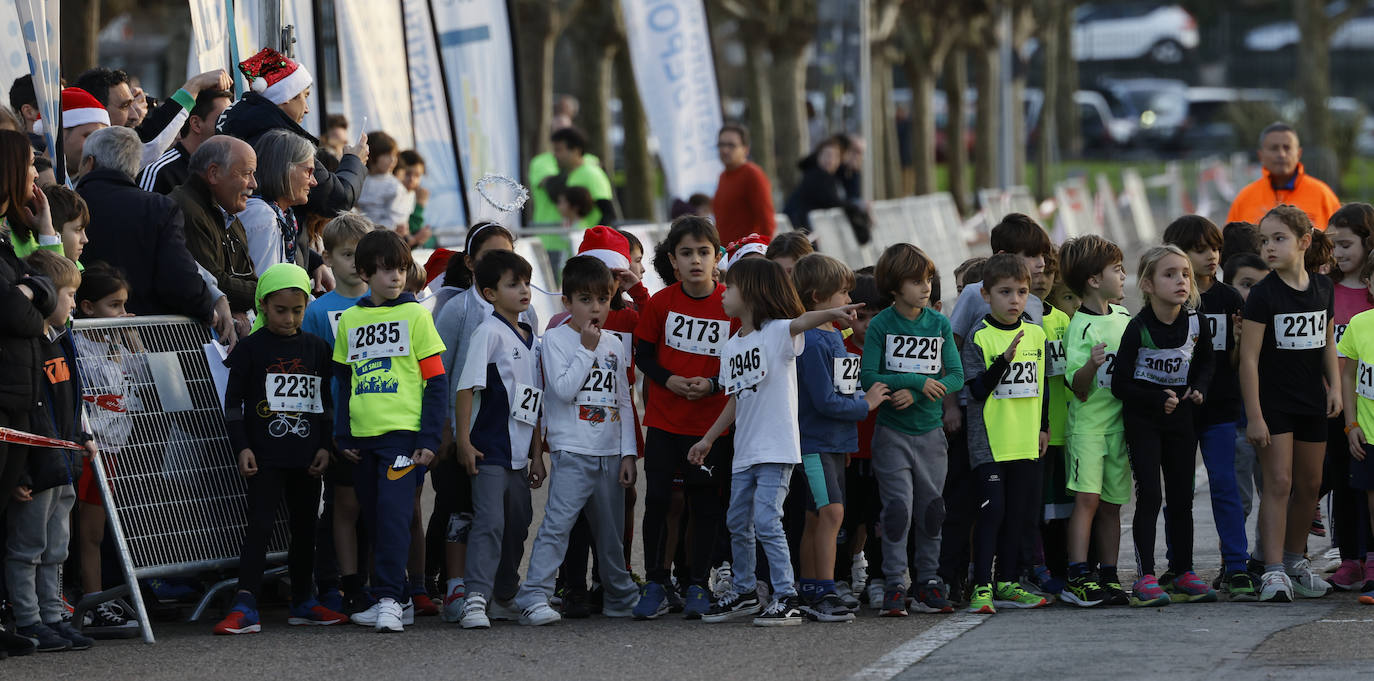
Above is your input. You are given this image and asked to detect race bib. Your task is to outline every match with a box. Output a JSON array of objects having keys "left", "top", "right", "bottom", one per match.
[
  {"left": 1133, "top": 348, "right": 1190, "bottom": 386},
  {"left": 575, "top": 367, "right": 617, "bottom": 406},
  {"left": 346, "top": 319, "right": 410, "bottom": 362},
  {"left": 884, "top": 335, "right": 943, "bottom": 373},
  {"left": 511, "top": 382, "right": 543, "bottom": 426},
  {"left": 725, "top": 345, "right": 766, "bottom": 395},
  {"left": 834, "top": 355, "right": 860, "bottom": 395},
  {"left": 329, "top": 309, "right": 346, "bottom": 338},
  {"left": 1336, "top": 323, "right": 1349, "bottom": 358},
  {"left": 1046, "top": 340, "right": 1067, "bottom": 377},
  {"left": 608, "top": 330, "right": 634, "bottom": 366},
  {"left": 1094, "top": 352, "right": 1117, "bottom": 389},
  {"left": 1359, "top": 360, "right": 1374, "bottom": 401},
  {"left": 665, "top": 313, "right": 727, "bottom": 357},
  {"left": 992, "top": 361, "right": 1039, "bottom": 399},
  {"left": 1205, "top": 314, "right": 1226, "bottom": 352},
  {"left": 265, "top": 373, "right": 322, "bottom": 413},
  {"left": 1274, "top": 312, "right": 1325, "bottom": 350}
]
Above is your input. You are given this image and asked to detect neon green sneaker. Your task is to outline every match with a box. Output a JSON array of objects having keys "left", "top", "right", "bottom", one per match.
[
  {"left": 967, "top": 583, "right": 995, "bottom": 614},
  {"left": 994, "top": 581, "right": 1048, "bottom": 609}
]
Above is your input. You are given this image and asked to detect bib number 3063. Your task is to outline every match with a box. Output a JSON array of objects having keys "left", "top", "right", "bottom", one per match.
[
  {"left": 665, "top": 313, "right": 726, "bottom": 357},
  {"left": 834, "top": 356, "right": 860, "bottom": 395},
  {"left": 512, "top": 383, "right": 543, "bottom": 426},
  {"left": 884, "top": 335, "right": 942, "bottom": 373},
  {"left": 265, "top": 373, "right": 322, "bottom": 413},
  {"left": 575, "top": 368, "right": 617, "bottom": 406},
  {"left": 346, "top": 319, "right": 410, "bottom": 362},
  {"left": 1274, "top": 311, "right": 1326, "bottom": 350}
]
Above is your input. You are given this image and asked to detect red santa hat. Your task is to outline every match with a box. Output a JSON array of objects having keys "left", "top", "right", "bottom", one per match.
[
  {"left": 577, "top": 225, "right": 630, "bottom": 271},
  {"left": 722, "top": 233, "right": 771, "bottom": 270},
  {"left": 61, "top": 87, "right": 110, "bottom": 129},
  {"left": 239, "top": 48, "right": 313, "bottom": 105}
]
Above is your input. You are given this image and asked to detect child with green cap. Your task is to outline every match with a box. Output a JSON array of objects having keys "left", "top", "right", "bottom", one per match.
[{"left": 214, "top": 263, "right": 347, "bottom": 635}]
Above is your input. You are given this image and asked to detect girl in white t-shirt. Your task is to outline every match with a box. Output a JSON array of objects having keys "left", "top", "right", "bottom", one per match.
[{"left": 689, "top": 257, "right": 861, "bottom": 626}]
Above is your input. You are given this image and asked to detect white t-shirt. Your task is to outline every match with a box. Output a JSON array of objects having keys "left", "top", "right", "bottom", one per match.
[
  {"left": 539, "top": 324, "right": 636, "bottom": 457},
  {"left": 455, "top": 314, "right": 542, "bottom": 469},
  {"left": 719, "top": 318, "right": 805, "bottom": 473}
]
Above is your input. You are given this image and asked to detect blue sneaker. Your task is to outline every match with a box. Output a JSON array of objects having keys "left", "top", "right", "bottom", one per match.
[
  {"left": 213, "top": 604, "right": 261, "bottom": 635},
  {"left": 319, "top": 589, "right": 344, "bottom": 613},
  {"left": 632, "top": 582, "right": 669, "bottom": 620},
  {"left": 145, "top": 578, "right": 198, "bottom": 602},
  {"left": 683, "top": 585, "right": 711, "bottom": 619}
]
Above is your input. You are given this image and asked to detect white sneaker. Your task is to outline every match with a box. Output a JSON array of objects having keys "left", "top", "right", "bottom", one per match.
[
  {"left": 851, "top": 552, "right": 869, "bottom": 592},
  {"left": 375, "top": 598, "right": 404, "bottom": 633},
  {"left": 519, "top": 602, "right": 561, "bottom": 626},
  {"left": 866, "top": 581, "right": 885, "bottom": 610},
  {"left": 487, "top": 597, "right": 520, "bottom": 621},
  {"left": 1286, "top": 560, "right": 1333, "bottom": 598},
  {"left": 460, "top": 593, "right": 490, "bottom": 629},
  {"left": 349, "top": 598, "right": 415, "bottom": 626},
  {"left": 1258, "top": 570, "right": 1293, "bottom": 603}
]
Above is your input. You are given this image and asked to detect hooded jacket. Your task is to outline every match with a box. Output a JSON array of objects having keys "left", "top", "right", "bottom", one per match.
[{"left": 20, "top": 327, "right": 89, "bottom": 493}]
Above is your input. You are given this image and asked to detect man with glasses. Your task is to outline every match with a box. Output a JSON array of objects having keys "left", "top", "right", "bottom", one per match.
[
  {"left": 712, "top": 123, "right": 775, "bottom": 246},
  {"left": 171, "top": 135, "right": 260, "bottom": 325}
]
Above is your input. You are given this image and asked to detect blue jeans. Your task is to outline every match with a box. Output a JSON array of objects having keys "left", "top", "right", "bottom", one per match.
[
  {"left": 1198, "top": 421, "right": 1249, "bottom": 573},
  {"left": 726, "top": 463, "right": 795, "bottom": 598}
]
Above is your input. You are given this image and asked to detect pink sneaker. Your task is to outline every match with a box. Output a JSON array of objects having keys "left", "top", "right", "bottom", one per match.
[{"left": 1331, "top": 560, "right": 1364, "bottom": 591}]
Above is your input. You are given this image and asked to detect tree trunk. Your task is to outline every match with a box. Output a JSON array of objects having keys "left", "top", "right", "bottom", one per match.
[
  {"left": 946, "top": 48, "right": 970, "bottom": 214},
  {"left": 770, "top": 42, "right": 812, "bottom": 194},
  {"left": 907, "top": 61, "right": 938, "bottom": 197},
  {"left": 61, "top": 0, "right": 100, "bottom": 76},
  {"left": 1035, "top": 0, "right": 1060, "bottom": 201},
  {"left": 743, "top": 42, "right": 777, "bottom": 180},
  {"left": 1295, "top": 0, "right": 1332, "bottom": 167},
  {"left": 974, "top": 44, "right": 998, "bottom": 191},
  {"left": 512, "top": 13, "right": 557, "bottom": 171},
  {"left": 615, "top": 49, "right": 654, "bottom": 220},
  {"left": 1055, "top": 2, "right": 1079, "bottom": 157},
  {"left": 569, "top": 40, "right": 618, "bottom": 175}
]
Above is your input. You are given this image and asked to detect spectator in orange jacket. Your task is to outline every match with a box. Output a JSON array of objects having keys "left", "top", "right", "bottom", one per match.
[{"left": 1226, "top": 122, "right": 1339, "bottom": 230}]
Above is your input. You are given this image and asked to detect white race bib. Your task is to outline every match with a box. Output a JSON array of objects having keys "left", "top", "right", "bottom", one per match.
[
  {"left": 1046, "top": 340, "right": 1067, "bottom": 377},
  {"left": 664, "top": 313, "right": 727, "bottom": 357},
  {"left": 1336, "top": 323, "right": 1349, "bottom": 358},
  {"left": 346, "top": 319, "right": 410, "bottom": 362},
  {"left": 1274, "top": 311, "right": 1326, "bottom": 350},
  {"left": 725, "top": 345, "right": 766, "bottom": 395},
  {"left": 1205, "top": 313, "right": 1226, "bottom": 352},
  {"left": 1359, "top": 360, "right": 1374, "bottom": 401},
  {"left": 329, "top": 309, "right": 346, "bottom": 338},
  {"left": 511, "top": 382, "right": 543, "bottom": 426},
  {"left": 1132, "top": 313, "right": 1197, "bottom": 387},
  {"left": 833, "top": 355, "right": 860, "bottom": 395},
  {"left": 574, "top": 367, "right": 617, "bottom": 406},
  {"left": 1095, "top": 352, "right": 1117, "bottom": 389},
  {"left": 884, "top": 335, "right": 943, "bottom": 373},
  {"left": 993, "top": 360, "right": 1040, "bottom": 399},
  {"left": 264, "top": 373, "right": 322, "bottom": 413}
]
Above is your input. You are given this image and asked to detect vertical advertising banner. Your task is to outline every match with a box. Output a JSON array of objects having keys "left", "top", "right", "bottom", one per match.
[
  {"left": 282, "top": 0, "right": 319, "bottom": 136},
  {"left": 14, "top": 0, "right": 59, "bottom": 168},
  {"left": 187, "top": 0, "right": 230, "bottom": 75},
  {"left": 334, "top": 0, "right": 414, "bottom": 149},
  {"left": 1, "top": 1, "right": 30, "bottom": 107},
  {"left": 619, "top": 0, "right": 723, "bottom": 200},
  {"left": 430, "top": 0, "right": 521, "bottom": 225},
  {"left": 403, "top": 0, "right": 468, "bottom": 237}
]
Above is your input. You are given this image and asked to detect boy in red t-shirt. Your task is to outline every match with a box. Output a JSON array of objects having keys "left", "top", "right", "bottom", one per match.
[{"left": 632, "top": 216, "right": 736, "bottom": 620}]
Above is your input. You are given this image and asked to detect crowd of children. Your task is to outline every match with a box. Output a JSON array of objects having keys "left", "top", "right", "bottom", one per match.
[{"left": 10, "top": 195, "right": 1374, "bottom": 655}]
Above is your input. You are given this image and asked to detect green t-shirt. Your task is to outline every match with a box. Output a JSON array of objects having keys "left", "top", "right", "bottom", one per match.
[
  {"left": 859, "top": 305, "right": 964, "bottom": 436},
  {"left": 968, "top": 318, "right": 1047, "bottom": 462},
  {"left": 333, "top": 301, "right": 446, "bottom": 438},
  {"left": 1042, "top": 305, "right": 1071, "bottom": 445},
  {"left": 566, "top": 161, "right": 614, "bottom": 229},
  {"left": 1064, "top": 303, "right": 1133, "bottom": 435},
  {"left": 1338, "top": 309, "right": 1374, "bottom": 433},
  {"left": 529, "top": 152, "right": 562, "bottom": 225}
]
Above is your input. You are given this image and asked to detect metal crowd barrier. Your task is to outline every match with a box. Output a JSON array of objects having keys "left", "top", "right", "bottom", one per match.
[{"left": 71, "top": 315, "right": 291, "bottom": 643}]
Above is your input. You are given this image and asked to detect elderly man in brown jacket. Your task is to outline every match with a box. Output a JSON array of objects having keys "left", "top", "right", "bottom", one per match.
[{"left": 170, "top": 135, "right": 260, "bottom": 316}]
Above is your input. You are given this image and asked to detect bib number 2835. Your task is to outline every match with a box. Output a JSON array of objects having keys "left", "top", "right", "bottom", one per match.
[{"left": 346, "top": 320, "right": 410, "bottom": 362}]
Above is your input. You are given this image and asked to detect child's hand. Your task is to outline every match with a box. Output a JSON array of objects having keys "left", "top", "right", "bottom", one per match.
[
  {"left": 1183, "top": 388, "right": 1204, "bottom": 405},
  {"left": 528, "top": 455, "right": 547, "bottom": 489},
  {"left": 688, "top": 439, "right": 712, "bottom": 466},
  {"left": 619, "top": 456, "right": 637, "bottom": 488},
  {"left": 82, "top": 440, "right": 98, "bottom": 458},
  {"left": 238, "top": 449, "right": 258, "bottom": 477},
  {"left": 864, "top": 382, "right": 891, "bottom": 411},
  {"left": 1089, "top": 342, "right": 1108, "bottom": 369},
  {"left": 666, "top": 375, "right": 697, "bottom": 399},
  {"left": 1349, "top": 424, "right": 1367, "bottom": 460},
  {"left": 340, "top": 448, "right": 361, "bottom": 463},
  {"left": 1162, "top": 389, "right": 1179, "bottom": 415},
  {"left": 1246, "top": 418, "right": 1271, "bottom": 449},
  {"left": 683, "top": 377, "right": 714, "bottom": 400},
  {"left": 412, "top": 448, "right": 436, "bottom": 468},
  {"left": 1326, "top": 390, "right": 1343, "bottom": 419},
  {"left": 821, "top": 303, "right": 865, "bottom": 325},
  {"left": 920, "top": 377, "right": 947, "bottom": 402},
  {"left": 1001, "top": 330, "right": 1025, "bottom": 362},
  {"left": 1039, "top": 431, "right": 1049, "bottom": 457},
  {"left": 12, "top": 485, "right": 32, "bottom": 502},
  {"left": 890, "top": 389, "right": 915, "bottom": 410},
  {"left": 614, "top": 268, "right": 641, "bottom": 290},
  {"left": 943, "top": 401, "right": 963, "bottom": 433},
  {"left": 309, "top": 449, "right": 330, "bottom": 477},
  {"left": 457, "top": 441, "right": 483, "bottom": 476},
  {"left": 580, "top": 320, "right": 601, "bottom": 351}
]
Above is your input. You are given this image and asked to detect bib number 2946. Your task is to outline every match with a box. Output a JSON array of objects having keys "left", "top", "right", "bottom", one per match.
[
  {"left": 726, "top": 346, "right": 765, "bottom": 394},
  {"left": 346, "top": 320, "right": 410, "bottom": 362},
  {"left": 512, "top": 383, "right": 543, "bottom": 426}
]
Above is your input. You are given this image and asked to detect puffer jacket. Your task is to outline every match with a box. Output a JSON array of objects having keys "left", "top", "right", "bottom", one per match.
[{"left": 0, "top": 227, "right": 51, "bottom": 413}]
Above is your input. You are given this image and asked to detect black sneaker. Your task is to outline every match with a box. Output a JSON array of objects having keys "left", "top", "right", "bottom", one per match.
[
  {"left": 1060, "top": 575, "right": 1106, "bottom": 607},
  {"left": 666, "top": 582, "right": 687, "bottom": 614},
  {"left": 881, "top": 586, "right": 909, "bottom": 617},
  {"left": 561, "top": 587, "right": 591, "bottom": 619},
  {"left": 800, "top": 592, "right": 855, "bottom": 622},
  {"left": 1224, "top": 570, "right": 1260, "bottom": 602},
  {"left": 16, "top": 623, "right": 71, "bottom": 652},
  {"left": 701, "top": 590, "right": 761, "bottom": 623},
  {"left": 47, "top": 621, "right": 92, "bottom": 650},
  {"left": 1100, "top": 581, "right": 1129, "bottom": 606},
  {"left": 753, "top": 596, "right": 804, "bottom": 626},
  {"left": 1245, "top": 557, "right": 1265, "bottom": 578},
  {"left": 0, "top": 623, "right": 36, "bottom": 657},
  {"left": 82, "top": 601, "right": 140, "bottom": 640},
  {"left": 913, "top": 579, "right": 955, "bottom": 614}
]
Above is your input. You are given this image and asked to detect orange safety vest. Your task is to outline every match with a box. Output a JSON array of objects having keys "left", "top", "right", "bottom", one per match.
[{"left": 1226, "top": 163, "right": 1340, "bottom": 230}]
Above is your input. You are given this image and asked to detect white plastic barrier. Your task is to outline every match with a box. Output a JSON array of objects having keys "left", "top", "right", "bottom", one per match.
[
  {"left": 1095, "top": 173, "right": 1130, "bottom": 249},
  {"left": 978, "top": 186, "right": 1041, "bottom": 234},
  {"left": 1122, "top": 168, "right": 1159, "bottom": 245},
  {"left": 1053, "top": 177, "right": 1096, "bottom": 242}
]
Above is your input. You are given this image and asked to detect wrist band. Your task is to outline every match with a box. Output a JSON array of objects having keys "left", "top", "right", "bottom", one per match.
[{"left": 1347, "top": 422, "right": 1362, "bottom": 434}]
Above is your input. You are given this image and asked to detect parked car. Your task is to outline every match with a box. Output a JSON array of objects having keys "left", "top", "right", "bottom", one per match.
[
  {"left": 1072, "top": 3, "right": 1200, "bottom": 64},
  {"left": 1246, "top": 2, "right": 1374, "bottom": 52},
  {"left": 1098, "top": 78, "right": 1190, "bottom": 149}
]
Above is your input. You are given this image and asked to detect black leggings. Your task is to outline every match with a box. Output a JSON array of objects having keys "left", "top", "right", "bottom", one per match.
[
  {"left": 237, "top": 466, "right": 320, "bottom": 604},
  {"left": 642, "top": 428, "right": 730, "bottom": 587},
  {"left": 1125, "top": 411, "right": 1196, "bottom": 576},
  {"left": 972, "top": 459, "right": 1039, "bottom": 584},
  {"left": 937, "top": 416, "right": 974, "bottom": 586}
]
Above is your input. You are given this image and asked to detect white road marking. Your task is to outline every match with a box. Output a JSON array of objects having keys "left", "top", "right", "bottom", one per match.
[{"left": 849, "top": 613, "right": 987, "bottom": 681}]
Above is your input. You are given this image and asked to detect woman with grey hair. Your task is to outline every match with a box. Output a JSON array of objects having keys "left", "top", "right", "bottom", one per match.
[{"left": 240, "top": 129, "right": 318, "bottom": 274}]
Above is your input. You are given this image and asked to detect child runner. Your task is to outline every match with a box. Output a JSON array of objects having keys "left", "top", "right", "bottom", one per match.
[
  {"left": 692, "top": 257, "right": 863, "bottom": 625},
  {"left": 1059, "top": 234, "right": 1132, "bottom": 608},
  {"left": 214, "top": 264, "right": 347, "bottom": 634},
  {"left": 1240, "top": 205, "right": 1339, "bottom": 602},
  {"left": 792, "top": 254, "right": 889, "bottom": 621},
  {"left": 334, "top": 230, "right": 448, "bottom": 632},
  {"left": 862, "top": 243, "right": 965, "bottom": 616},
  {"left": 1111, "top": 245, "right": 1217, "bottom": 607},
  {"left": 961, "top": 253, "right": 1051, "bottom": 614},
  {"left": 1163, "top": 216, "right": 1257, "bottom": 600},
  {"left": 1028, "top": 247, "right": 1071, "bottom": 595},
  {"left": 1223, "top": 251, "right": 1270, "bottom": 532},
  {"left": 765, "top": 231, "right": 815, "bottom": 276},
  {"left": 514, "top": 256, "right": 639, "bottom": 625},
  {"left": 454, "top": 250, "right": 545, "bottom": 628},
  {"left": 1336, "top": 257, "right": 1374, "bottom": 604}
]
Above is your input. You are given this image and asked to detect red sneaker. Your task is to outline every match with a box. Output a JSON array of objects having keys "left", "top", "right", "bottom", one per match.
[
  {"left": 213, "top": 608, "right": 261, "bottom": 635},
  {"left": 287, "top": 601, "right": 348, "bottom": 626},
  {"left": 412, "top": 593, "right": 440, "bottom": 617}
]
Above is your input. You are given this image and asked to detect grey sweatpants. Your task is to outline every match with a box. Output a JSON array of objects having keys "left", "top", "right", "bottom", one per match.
[
  {"left": 873, "top": 425, "right": 948, "bottom": 587},
  {"left": 5, "top": 485, "right": 76, "bottom": 627},
  {"left": 515, "top": 452, "right": 638, "bottom": 614},
  {"left": 465, "top": 465, "right": 533, "bottom": 603}
]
